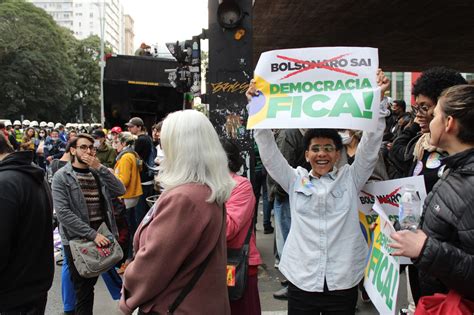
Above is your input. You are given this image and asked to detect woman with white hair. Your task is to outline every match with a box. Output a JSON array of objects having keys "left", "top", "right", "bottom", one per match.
[{"left": 120, "top": 110, "right": 235, "bottom": 315}]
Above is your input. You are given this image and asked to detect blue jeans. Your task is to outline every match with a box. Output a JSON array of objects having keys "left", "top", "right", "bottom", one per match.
[
  {"left": 252, "top": 169, "right": 272, "bottom": 229},
  {"left": 274, "top": 195, "right": 291, "bottom": 258},
  {"left": 61, "top": 246, "right": 123, "bottom": 312}
]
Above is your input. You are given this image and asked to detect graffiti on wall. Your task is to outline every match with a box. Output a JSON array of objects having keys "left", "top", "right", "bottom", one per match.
[{"left": 211, "top": 81, "right": 250, "bottom": 94}]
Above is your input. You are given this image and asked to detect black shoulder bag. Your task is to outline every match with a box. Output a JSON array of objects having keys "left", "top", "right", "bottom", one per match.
[
  {"left": 226, "top": 221, "right": 254, "bottom": 301},
  {"left": 166, "top": 206, "right": 225, "bottom": 314}
]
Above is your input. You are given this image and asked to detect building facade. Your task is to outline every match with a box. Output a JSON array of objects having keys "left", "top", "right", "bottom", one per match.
[
  {"left": 123, "top": 14, "right": 134, "bottom": 55},
  {"left": 385, "top": 72, "right": 474, "bottom": 107},
  {"left": 28, "top": 0, "right": 131, "bottom": 54}
]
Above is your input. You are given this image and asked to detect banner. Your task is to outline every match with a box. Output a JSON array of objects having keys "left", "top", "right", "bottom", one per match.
[
  {"left": 247, "top": 47, "right": 380, "bottom": 131},
  {"left": 364, "top": 202, "right": 400, "bottom": 315},
  {"left": 358, "top": 176, "right": 427, "bottom": 265}
]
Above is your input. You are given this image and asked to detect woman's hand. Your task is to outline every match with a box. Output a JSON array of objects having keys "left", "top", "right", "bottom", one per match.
[
  {"left": 389, "top": 229, "right": 428, "bottom": 258},
  {"left": 376, "top": 69, "right": 390, "bottom": 101},
  {"left": 245, "top": 79, "right": 259, "bottom": 102}
]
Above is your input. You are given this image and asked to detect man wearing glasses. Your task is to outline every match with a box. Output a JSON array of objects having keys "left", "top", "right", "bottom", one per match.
[{"left": 52, "top": 133, "right": 125, "bottom": 314}]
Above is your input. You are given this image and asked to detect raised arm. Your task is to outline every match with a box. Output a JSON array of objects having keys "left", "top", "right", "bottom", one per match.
[{"left": 349, "top": 70, "right": 390, "bottom": 191}]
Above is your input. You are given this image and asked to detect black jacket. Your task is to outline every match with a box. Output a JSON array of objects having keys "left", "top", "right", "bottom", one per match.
[
  {"left": 415, "top": 148, "right": 474, "bottom": 301},
  {"left": 387, "top": 122, "right": 421, "bottom": 178},
  {"left": 0, "top": 151, "right": 54, "bottom": 310}
]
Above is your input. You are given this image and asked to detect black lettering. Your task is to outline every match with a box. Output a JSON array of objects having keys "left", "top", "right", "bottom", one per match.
[{"left": 271, "top": 63, "right": 279, "bottom": 72}]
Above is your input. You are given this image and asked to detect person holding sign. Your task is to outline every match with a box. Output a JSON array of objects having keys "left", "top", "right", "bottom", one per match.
[
  {"left": 390, "top": 85, "right": 474, "bottom": 302},
  {"left": 247, "top": 69, "right": 390, "bottom": 314}
]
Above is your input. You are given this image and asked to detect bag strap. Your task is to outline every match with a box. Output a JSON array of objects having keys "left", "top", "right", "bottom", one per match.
[
  {"left": 167, "top": 204, "right": 226, "bottom": 314},
  {"left": 243, "top": 216, "right": 254, "bottom": 248}
]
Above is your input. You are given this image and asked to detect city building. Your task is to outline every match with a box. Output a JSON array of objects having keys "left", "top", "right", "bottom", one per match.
[
  {"left": 123, "top": 14, "right": 134, "bottom": 55},
  {"left": 385, "top": 72, "right": 474, "bottom": 106},
  {"left": 28, "top": 0, "right": 132, "bottom": 54}
]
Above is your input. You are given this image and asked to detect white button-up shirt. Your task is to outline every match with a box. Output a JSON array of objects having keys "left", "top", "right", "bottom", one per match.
[{"left": 254, "top": 99, "right": 388, "bottom": 292}]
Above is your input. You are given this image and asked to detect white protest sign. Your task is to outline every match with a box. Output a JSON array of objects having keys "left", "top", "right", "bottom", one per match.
[
  {"left": 247, "top": 47, "right": 380, "bottom": 131},
  {"left": 364, "top": 201, "right": 400, "bottom": 315},
  {"left": 357, "top": 176, "right": 427, "bottom": 265}
]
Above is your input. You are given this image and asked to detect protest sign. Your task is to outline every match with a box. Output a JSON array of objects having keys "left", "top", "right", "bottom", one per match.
[
  {"left": 247, "top": 47, "right": 380, "bottom": 131},
  {"left": 364, "top": 201, "right": 400, "bottom": 315},
  {"left": 358, "top": 176, "right": 427, "bottom": 265}
]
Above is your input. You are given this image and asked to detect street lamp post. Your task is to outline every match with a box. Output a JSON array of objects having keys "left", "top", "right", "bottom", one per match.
[{"left": 95, "top": 0, "right": 106, "bottom": 127}]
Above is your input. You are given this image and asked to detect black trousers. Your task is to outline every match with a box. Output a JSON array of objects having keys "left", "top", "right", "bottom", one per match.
[
  {"left": 0, "top": 294, "right": 47, "bottom": 315},
  {"left": 288, "top": 281, "right": 358, "bottom": 315},
  {"left": 63, "top": 245, "right": 99, "bottom": 315}
]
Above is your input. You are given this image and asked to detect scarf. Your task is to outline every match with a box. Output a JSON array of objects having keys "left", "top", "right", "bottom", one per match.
[{"left": 413, "top": 133, "right": 444, "bottom": 161}]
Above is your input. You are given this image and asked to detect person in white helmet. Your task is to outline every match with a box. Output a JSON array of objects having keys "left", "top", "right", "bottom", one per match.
[
  {"left": 13, "top": 120, "right": 23, "bottom": 145},
  {"left": 30, "top": 121, "right": 39, "bottom": 131},
  {"left": 39, "top": 121, "right": 47, "bottom": 129},
  {"left": 22, "top": 120, "right": 30, "bottom": 129}
]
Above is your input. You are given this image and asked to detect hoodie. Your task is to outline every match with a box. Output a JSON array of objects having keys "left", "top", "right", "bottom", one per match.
[{"left": 0, "top": 151, "right": 54, "bottom": 310}]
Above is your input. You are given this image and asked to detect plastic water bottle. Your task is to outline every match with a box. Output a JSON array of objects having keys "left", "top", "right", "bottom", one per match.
[{"left": 398, "top": 185, "right": 421, "bottom": 230}]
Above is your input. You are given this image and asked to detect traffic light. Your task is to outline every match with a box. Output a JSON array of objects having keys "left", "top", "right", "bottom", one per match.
[{"left": 165, "top": 35, "right": 201, "bottom": 95}]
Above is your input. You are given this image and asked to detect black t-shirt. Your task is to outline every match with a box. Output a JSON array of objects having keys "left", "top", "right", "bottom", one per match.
[{"left": 413, "top": 151, "right": 445, "bottom": 194}]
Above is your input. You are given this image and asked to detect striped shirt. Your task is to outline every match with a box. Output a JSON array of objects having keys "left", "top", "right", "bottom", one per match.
[{"left": 73, "top": 168, "right": 103, "bottom": 224}]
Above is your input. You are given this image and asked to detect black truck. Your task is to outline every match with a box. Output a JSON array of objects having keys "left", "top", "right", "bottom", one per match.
[{"left": 103, "top": 55, "right": 183, "bottom": 130}]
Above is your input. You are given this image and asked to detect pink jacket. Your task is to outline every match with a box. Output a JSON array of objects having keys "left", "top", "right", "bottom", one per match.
[
  {"left": 226, "top": 173, "right": 262, "bottom": 266},
  {"left": 120, "top": 184, "right": 230, "bottom": 315}
]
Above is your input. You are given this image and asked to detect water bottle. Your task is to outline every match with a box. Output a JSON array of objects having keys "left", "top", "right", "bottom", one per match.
[{"left": 398, "top": 184, "right": 421, "bottom": 230}]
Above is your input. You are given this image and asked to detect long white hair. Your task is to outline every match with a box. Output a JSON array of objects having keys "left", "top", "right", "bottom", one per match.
[{"left": 157, "top": 110, "right": 235, "bottom": 205}]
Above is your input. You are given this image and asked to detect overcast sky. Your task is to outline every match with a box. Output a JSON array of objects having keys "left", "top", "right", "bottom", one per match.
[{"left": 121, "top": 0, "right": 208, "bottom": 51}]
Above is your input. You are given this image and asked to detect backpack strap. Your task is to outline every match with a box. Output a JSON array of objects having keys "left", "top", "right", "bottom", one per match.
[{"left": 167, "top": 204, "right": 226, "bottom": 314}]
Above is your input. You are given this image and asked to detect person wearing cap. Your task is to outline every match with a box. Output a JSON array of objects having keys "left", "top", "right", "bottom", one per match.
[
  {"left": 108, "top": 126, "right": 122, "bottom": 148},
  {"left": 13, "top": 120, "right": 23, "bottom": 144},
  {"left": 92, "top": 129, "right": 117, "bottom": 168},
  {"left": 126, "top": 117, "right": 155, "bottom": 225},
  {"left": 39, "top": 121, "right": 47, "bottom": 129}
]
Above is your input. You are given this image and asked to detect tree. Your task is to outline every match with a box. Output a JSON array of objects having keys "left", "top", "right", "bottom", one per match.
[
  {"left": 63, "top": 34, "right": 112, "bottom": 122},
  {"left": 0, "top": 0, "right": 76, "bottom": 121}
]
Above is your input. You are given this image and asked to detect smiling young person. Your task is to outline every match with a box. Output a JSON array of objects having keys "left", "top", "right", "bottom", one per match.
[
  {"left": 390, "top": 85, "right": 474, "bottom": 302},
  {"left": 249, "top": 69, "right": 390, "bottom": 314}
]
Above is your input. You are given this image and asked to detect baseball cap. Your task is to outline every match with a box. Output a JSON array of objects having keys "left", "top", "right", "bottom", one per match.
[
  {"left": 126, "top": 117, "right": 144, "bottom": 127},
  {"left": 111, "top": 126, "right": 122, "bottom": 134},
  {"left": 92, "top": 129, "right": 106, "bottom": 139}
]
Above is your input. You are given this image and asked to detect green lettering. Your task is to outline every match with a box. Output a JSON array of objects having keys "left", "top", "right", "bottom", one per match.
[
  {"left": 381, "top": 262, "right": 394, "bottom": 310},
  {"left": 302, "top": 82, "right": 313, "bottom": 93},
  {"left": 361, "top": 78, "right": 372, "bottom": 89},
  {"left": 289, "top": 82, "right": 302, "bottom": 94},
  {"left": 280, "top": 83, "right": 290, "bottom": 94},
  {"left": 292, "top": 96, "right": 303, "bottom": 118},
  {"left": 268, "top": 97, "right": 292, "bottom": 118},
  {"left": 270, "top": 84, "right": 280, "bottom": 94},
  {"left": 302, "top": 95, "right": 330, "bottom": 117},
  {"left": 367, "top": 246, "right": 381, "bottom": 283},
  {"left": 376, "top": 255, "right": 388, "bottom": 292},
  {"left": 329, "top": 93, "right": 363, "bottom": 118},
  {"left": 323, "top": 81, "right": 335, "bottom": 91},
  {"left": 345, "top": 79, "right": 356, "bottom": 90},
  {"left": 334, "top": 80, "right": 345, "bottom": 91},
  {"left": 314, "top": 81, "right": 324, "bottom": 92}
]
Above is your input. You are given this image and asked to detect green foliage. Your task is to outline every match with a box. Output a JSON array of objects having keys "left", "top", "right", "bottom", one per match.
[
  {"left": 0, "top": 0, "right": 113, "bottom": 122},
  {"left": 0, "top": 0, "right": 75, "bottom": 121}
]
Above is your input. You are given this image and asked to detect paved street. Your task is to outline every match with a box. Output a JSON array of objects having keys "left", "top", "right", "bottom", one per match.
[{"left": 46, "top": 206, "right": 408, "bottom": 314}]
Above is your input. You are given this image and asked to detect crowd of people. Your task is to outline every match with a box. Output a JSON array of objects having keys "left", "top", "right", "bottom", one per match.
[{"left": 0, "top": 66, "right": 473, "bottom": 315}]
